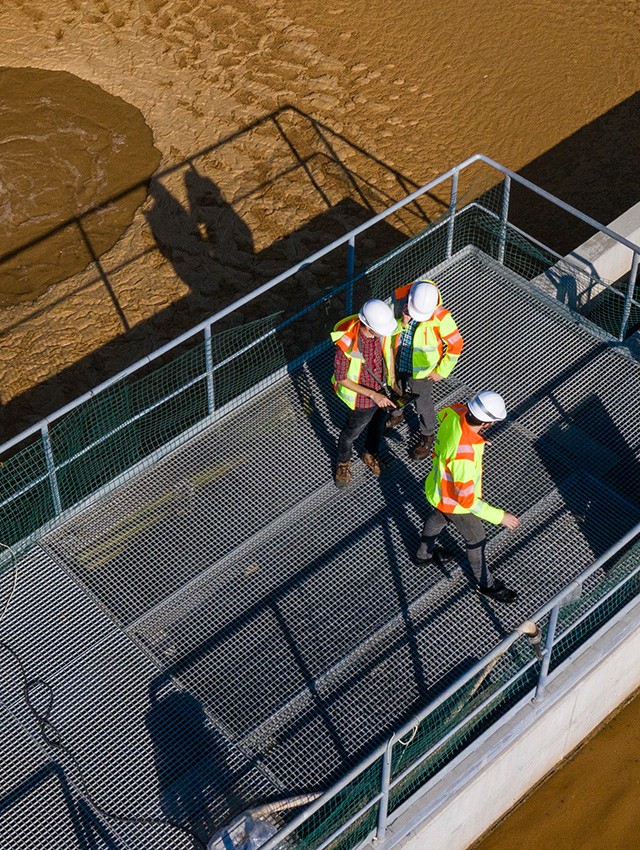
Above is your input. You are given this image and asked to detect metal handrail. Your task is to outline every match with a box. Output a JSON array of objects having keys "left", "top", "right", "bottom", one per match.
[
  {"left": 5, "top": 152, "right": 639, "bottom": 460},
  {"left": 258, "top": 519, "right": 640, "bottom": 850}
]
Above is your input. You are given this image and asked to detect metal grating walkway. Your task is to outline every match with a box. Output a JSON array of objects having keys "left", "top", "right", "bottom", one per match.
[{"left": 2, "top": 246, "right": 640, "bottom": 848}]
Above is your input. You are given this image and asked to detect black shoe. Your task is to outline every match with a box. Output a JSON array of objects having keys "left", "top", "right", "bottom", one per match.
[
  {"left": 415, "top": 545, "right": 454, "bottom": 566},
  {"left": 477, "top": 578, "right": 518, "bottom": 604}
]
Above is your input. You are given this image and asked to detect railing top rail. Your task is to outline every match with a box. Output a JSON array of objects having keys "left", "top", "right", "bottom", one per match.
[
  {"left": 258, "top": 517, "right": 640, "bottom": 850},
  {"left": 5, "top": 152, "right": 639, "bottom": 458},
  {"left": 476, "top": 154, "right": 640, "bottom": 254},
  {"left": 529, "top": 519, "right": 640, "bottom": 620}
]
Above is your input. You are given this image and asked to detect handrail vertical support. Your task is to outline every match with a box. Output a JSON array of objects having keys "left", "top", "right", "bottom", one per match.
[
  {"left": 346, "top": 235, "right": 356, "bottom": 316},
  {"left": 446, "top": 169, "right": 459, "bottom": 259},
  {"left": 41, "top": 422, "right": 62, "bottom": 517},
  {"left": 203, "top": 323, "right": 215, "bottom": 415},
  {"left": 619, "top": 251, "right": 639, "bottom": 341},
  {"left": 533, "top": 604, "right": 560, "bottom": 703},
  {"left": 498, "top": 175, "right": 511, "bottom": 265},
  {"left": 375, "top": 739, "right": 393, "bottom": 841}
]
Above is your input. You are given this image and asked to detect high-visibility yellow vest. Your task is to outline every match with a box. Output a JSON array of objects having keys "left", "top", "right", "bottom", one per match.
[
  {"left": 330, "top": 315, "right": 397, "bottom": 409},
  {"left": 392, "top": 282, "right": 464, "bottom": 379},
  {"left": 425, "top": 404, "right": 504, "bottom": 524}
]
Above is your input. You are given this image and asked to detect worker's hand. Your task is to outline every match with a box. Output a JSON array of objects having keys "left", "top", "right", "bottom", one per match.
[
  {"left": 371, "top": 391, "right": 396, "bottom": 409},
  {"left": 501, "top": 512, "right": 520, "bottom": 529},
  {"left": 427, "top": 372, "right": 443, "bottom": 382}
]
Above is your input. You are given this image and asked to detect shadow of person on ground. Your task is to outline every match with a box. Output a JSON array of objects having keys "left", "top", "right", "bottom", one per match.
[
  {"left": 534, "top": 392, "right": 640, "bottom": 561},
  {"left": 145, "top": 680, "right": 244, "bottom": 847}
]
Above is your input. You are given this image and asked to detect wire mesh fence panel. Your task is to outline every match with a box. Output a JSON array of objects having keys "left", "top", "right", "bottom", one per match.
[
  {"left": 286, "top": 759, "right": 382, "bottom": 850},
  {"left": 0, "top": 441, "right": 56, "bottom": 549},
  {"left": 549, "top": 538, "right": 640, "bottom": 670},
  {"left": 386, "top": 639, "right": 540, "bottom": 818}
]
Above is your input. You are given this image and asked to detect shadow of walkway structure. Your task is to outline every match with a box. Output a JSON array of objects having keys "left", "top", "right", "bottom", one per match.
[{"left": 0, "top": 155, "right": 639, "bottom": 849}]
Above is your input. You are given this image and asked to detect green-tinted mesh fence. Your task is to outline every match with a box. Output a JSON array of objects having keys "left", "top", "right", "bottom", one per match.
[
  {"left": 0, "top": 440, "right": 56, "bottom": 550},
  {"left": 0, "top": 313, "right": 286, "bottom": 551},
  {"left": 549, "top": 538, "right": 640, "bottom": 670},
  {"left": 288, "top": 759, "right": 382, "bottom": 850},
  {"left": 363, "top": 202, "right": 559, "bottom": 303},
  {"left": 385, "top": 638, "right": 539, "bottom": 817},
  {"left": 363, "top": 187, "right": 639, "bottom": 342}
]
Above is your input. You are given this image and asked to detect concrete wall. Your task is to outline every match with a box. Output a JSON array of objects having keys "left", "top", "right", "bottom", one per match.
[
  {"left": 530, "top": 201, "right": 640, "bottom": 315},
  {"left": 564, "top": 200, "right": 640, "bottom": 283},
  {"left": 377, "top": 592, "right": 640, "bottom": 850}
]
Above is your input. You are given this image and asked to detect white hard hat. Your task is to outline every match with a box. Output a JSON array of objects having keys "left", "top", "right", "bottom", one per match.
[
  {"left": 407, "top": 280, "right": 439, "bottom": 321},
  {"left": 358, "top": 299, "right": 398, "bottom": 336},
  {"left": 467, "top": 390, "right": 507, "bottom": 422}
]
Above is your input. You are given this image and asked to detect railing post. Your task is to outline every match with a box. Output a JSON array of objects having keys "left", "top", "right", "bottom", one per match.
[
  {"left": 203, "top": 322, "right": 215, "bottom": 415},
  {"left": 619, "top": 251, "right": 639, "bottom": 341},
  {"left": 446, "top": 169, "right": 459, "bottom": 259},
  {"left": 41, "top": 422, "right": 62, "bottom": 517},
  {"left": 533, "top": 603, "right": 560, "bottom": 703},
  {"left": 375, "top": 738, "right": 393, "bottom": 841},
  {"left": 498, "top": 175, "right": 511, "bottom": 265},
  {"left": 346, "top": 235, "right": 356, "bottom": 316}
]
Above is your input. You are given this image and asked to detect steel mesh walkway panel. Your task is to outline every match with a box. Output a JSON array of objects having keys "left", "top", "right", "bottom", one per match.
[
  {"left": 43, "top": 378, "right": 338, "bottom": 627},
  {"left": 5, "top": 247, "right": 638, "bottom": 846},
  {"left": 0, "top": 546, "right": 279, "bottom": 849},
  {"left": 43, "top": 244, "right": 640, "bottom": 793},
  {"left": 0, "top": 711, "right": 87, "bottom": 850}
]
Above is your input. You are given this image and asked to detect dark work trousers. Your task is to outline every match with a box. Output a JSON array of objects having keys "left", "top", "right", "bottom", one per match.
[
  {"left": 417, "top": 507, "right": 494, "bottom": 588},
  {"left": 337, "top": 405, "right": 387, "bottom": 463},
  {"left": 407, "top": 376, "right": 436, "bottom": 437}
]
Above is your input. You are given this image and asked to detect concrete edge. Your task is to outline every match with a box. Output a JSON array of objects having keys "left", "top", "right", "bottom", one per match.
[{"left": 376, "top": 587, "right": 640, "bottom": 850}]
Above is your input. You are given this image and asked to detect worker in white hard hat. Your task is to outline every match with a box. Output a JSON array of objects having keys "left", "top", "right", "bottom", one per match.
[
  {"left": 330, "top": 299, "right": 400, "bottom": 487},
  {"left": 415, "top": 390, "right": 521, "bottom": 604},
  {"left": 390, "top": 278, "right": 464, "bottom": 460}
]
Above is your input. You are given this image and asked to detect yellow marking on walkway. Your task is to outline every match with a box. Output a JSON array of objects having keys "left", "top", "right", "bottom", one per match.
[{"left": 77, "top": 454, "right": 248, "bottom": 569}]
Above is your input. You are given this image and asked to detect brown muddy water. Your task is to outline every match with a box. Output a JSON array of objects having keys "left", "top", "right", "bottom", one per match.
[
  {"left": 1, "top": 2, "right": 639, "bottom": 845},
  {"left": 472, "top": 688, "right": 640, "bottom": 850}
]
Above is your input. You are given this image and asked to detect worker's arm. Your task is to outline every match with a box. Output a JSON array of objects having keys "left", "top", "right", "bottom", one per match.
[{"left": 338, "top": 378, "right": 396, "bottom": 409}]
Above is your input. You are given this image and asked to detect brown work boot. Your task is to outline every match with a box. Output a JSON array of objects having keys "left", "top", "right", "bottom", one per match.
[
  {"left": 385, "top": 410, "right": 405, "bottom": 430},
  {"left": 412, "top": 434, "right": 434, "bottom": 461},
  {"left": 362, "top": 452, "right": 385, "bottom": 476},
  {"left": 335, "top": 461, "right": 351, "bottom": 488}
]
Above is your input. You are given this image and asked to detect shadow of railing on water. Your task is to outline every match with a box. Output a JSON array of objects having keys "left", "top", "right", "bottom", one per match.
[{"left": 0, "top": 105, "right": 447, "bottom": 444}]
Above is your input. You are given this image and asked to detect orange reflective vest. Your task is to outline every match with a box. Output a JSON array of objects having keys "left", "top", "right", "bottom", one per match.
[
  {"left": 392, "top": 282, "right": 463, "bottom": 379},
  {"left": 425, "top": 404, "right": 504, "bottom": 524},
  {"left": 330, "top": 315, "right": 397, "bottom": 409}
]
